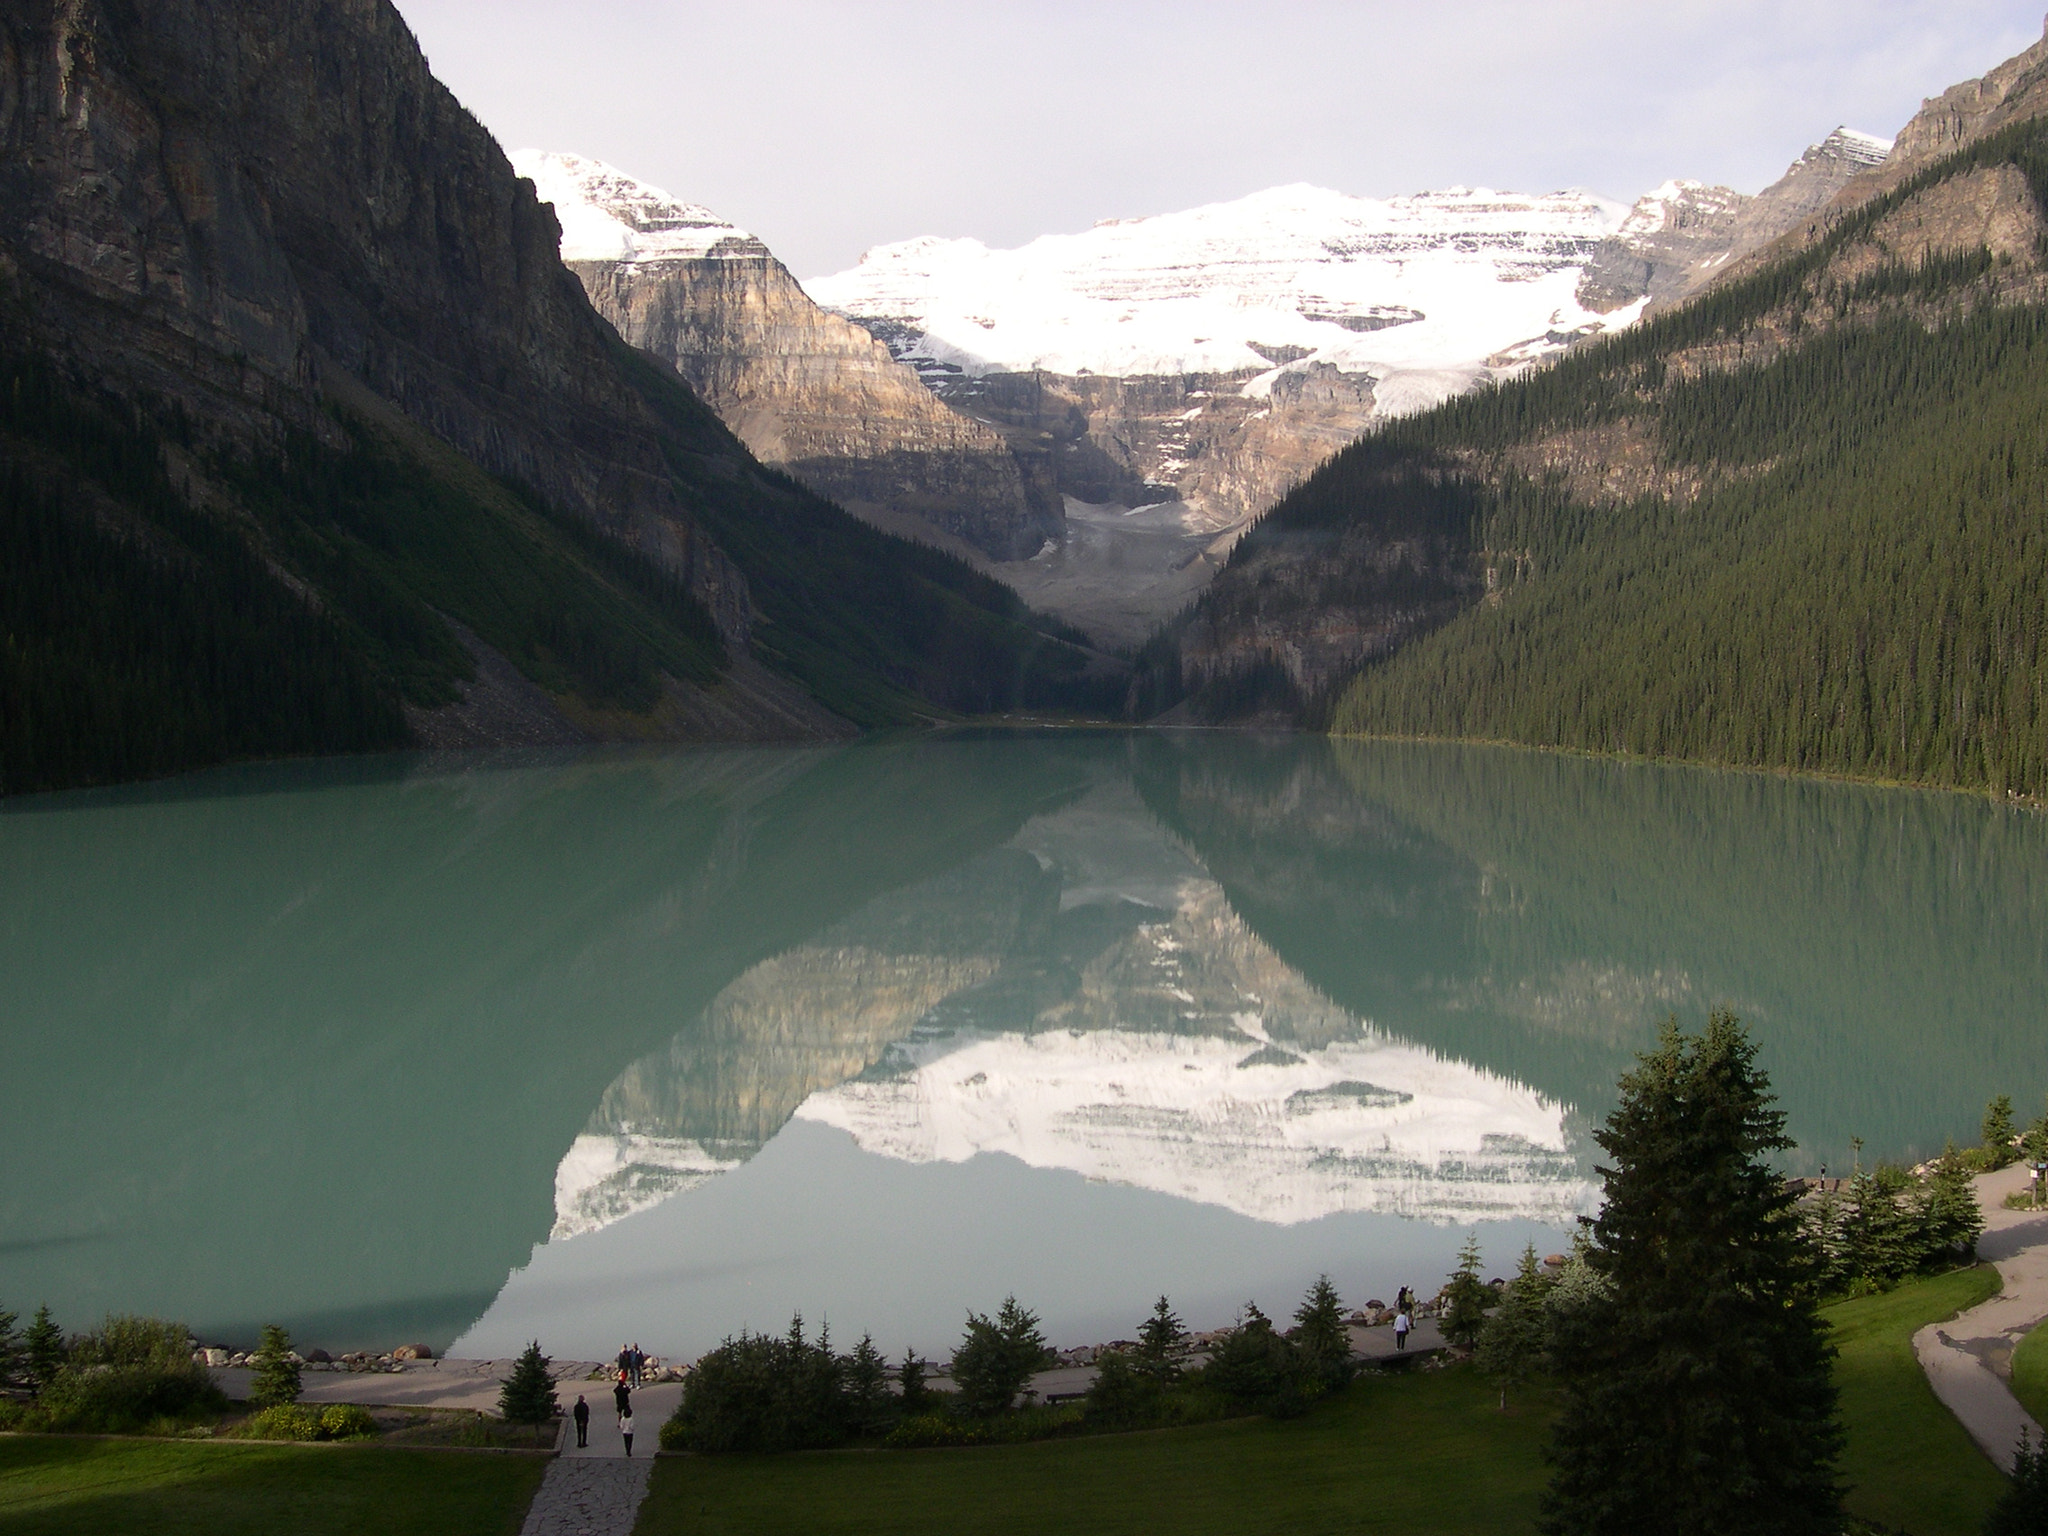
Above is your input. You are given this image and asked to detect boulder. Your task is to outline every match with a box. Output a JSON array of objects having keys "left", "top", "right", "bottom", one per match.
[{"left": 391, "top": 1343, "right": 433, "bottom": 1361}]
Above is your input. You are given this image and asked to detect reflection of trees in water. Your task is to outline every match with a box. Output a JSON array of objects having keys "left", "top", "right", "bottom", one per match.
[{"left": 1127, "top": 733, "right": 2048, "bottom": 1166}]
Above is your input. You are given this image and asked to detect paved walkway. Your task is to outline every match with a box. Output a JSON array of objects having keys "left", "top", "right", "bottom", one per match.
[
  {"left": 1915, "top": 1161, "right": 2048, "bottom": 1472},
  {"left": 517, "top": 1458, "right": 652, "bottom": 1536}
]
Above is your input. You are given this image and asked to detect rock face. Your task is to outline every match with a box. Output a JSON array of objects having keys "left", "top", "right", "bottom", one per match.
[
  {"left": 0, "top": 0, "right": 751, "bottom": 636},
  {"left": 516, "top": 152, "right": 1057, "bottom": 561},
  {"left": 1576, "top": 128, "right": 1894, "bottom": 313}
]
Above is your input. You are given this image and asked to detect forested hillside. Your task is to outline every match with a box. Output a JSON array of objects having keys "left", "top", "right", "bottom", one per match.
[
  {"left": 1145, "top": 106, "right": 2048, "bottom": 797},
  {"left": 0, "top": 0, "right": 1111, "bottom": 798}
]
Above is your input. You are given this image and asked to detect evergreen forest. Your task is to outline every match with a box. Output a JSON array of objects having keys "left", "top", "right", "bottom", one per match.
[
  {"left": 0, "top": 328, "right": 1111, "bottom": 797},
  {"left": 1163, "top": 110, "right": 2048, "bottom": 798}
]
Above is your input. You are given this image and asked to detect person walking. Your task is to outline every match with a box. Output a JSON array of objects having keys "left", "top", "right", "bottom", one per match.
[
  {"left": 620, "top": 1405, "right": 636, "bottom": 1457},
  {"left": 572, "top": 1394, "right": 590, "bottom": 1448},
  {"left": 631, "top": 1342, "right": 644, "bottom": 1386},
  {"left": 1394, "top": 1308, "right": 1411, "bottom": 1351},
  {"left": 617, "top": 1344, "right": 631, "bottom": 1382},
  {"left": 613, "top": 1374, "right": 631, "bottom": 1419}
]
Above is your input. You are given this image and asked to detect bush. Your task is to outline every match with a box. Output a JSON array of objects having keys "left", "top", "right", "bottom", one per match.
[
  {"left": 881, "top": 1404, "right": 1081, "bottom": 1449},
  {"left": 1804, "top": 1148, "right": 1984, "bottom": 1293},
  {"left": 243, "top": 1404, "right": 322, "bottom": 1441},
  {"left": 319, "top": 1403, "right": 377, "bottom": 1440},
  {"left": 1197, "top": 1303, "right": 1312, "bottom": 1416},
  {"left": 1083, "top": 1348, "right": 1162, "bottom": 1427},
  {"left": 40, "top": 1315, "right": 225, "bottom": 1434},
  {"left": 666, "top": 1317, "right": 847, "bottom": 1453}
]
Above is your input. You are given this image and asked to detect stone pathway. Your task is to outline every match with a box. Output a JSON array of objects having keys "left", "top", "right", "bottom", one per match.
[
  {"left": 1915, "top": 1161, "right": 2048, "bottom": 1472},
  {"left": 517, "top": 1457, "right": 653, "bottom": 1536}
]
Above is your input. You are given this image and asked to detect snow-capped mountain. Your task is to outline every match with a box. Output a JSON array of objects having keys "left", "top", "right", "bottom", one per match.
[
  {"left": 514, "top": 149, "right": 769, "bottom": 263},
  {"left": 805, "top": 182, "right": 1643, "bottom": 401}
]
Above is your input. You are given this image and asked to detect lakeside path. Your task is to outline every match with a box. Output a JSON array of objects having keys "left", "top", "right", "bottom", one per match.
[{"left": 1916, "top": 1161, "right": 2048, "bottom": 1472}]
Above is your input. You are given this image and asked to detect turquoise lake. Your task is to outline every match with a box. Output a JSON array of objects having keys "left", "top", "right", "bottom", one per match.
[{"left": 4, "top": 732, "right": 2045, "bottom": 1361}]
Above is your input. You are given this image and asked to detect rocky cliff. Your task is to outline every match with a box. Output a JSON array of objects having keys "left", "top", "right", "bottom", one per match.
[
  {"left": 1575, "top": 128, "right": 1894, "bottom": 313},
  {"left": 0, "top": 0, "right": 1108, "bottom": 793},
  {"left": 517, "top": 152, "right": 1058, "bottom": 562}
]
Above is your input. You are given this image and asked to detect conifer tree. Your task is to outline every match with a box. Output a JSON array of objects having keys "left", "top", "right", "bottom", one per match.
[
  {"left": 1984, "top": 1096, "right": 2019, "bottom": 1167},
  {"left": 1441, "top": 1235, "right": 1494, "bottom": 1351},
  {"left": 951, "top": 1297, "right": 1050, "bottom": 1417},
  {"left": 1136, "top": 1295, "right": 1188, "bottom": 1384},
  {"left": 1985, "top": 1428, "right": 2048, "bottom": 1536},
  {"left": 0, "top": 1308, "right": 18, "bottom": 1391},
  {"left": 898, "top": 1350, "right": 928, "bottom": 1412},
  {"left": 841, "top": 1332, "right": 891, "bottom": 1435},
  {"left": 249, "top": 1323, "right": 301, "bottom": 1408},
  {"left": 1475, "top": 1244, "right": 1552, "bottom": 1410},
  {"left": 23, "top": 1306, "right": 64, "bottom": 1395},
  {"left": 1542, "top": 1012, "right": 1841, "bottom": 1536},
  {"left": 499, "top": 1341, "right": 558, "bottom": 1436},
  {"left": 1291, "top": 1275, "right": 1352, "bottom": 1389}
]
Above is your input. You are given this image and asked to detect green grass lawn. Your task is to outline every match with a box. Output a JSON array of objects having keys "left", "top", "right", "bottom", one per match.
[
  {"left": 1823, "top": 1264, "right": 2006, "bottom": 1536},
  {"left": 636, "top": 1267, "right": 2009, "bottom": 1536},
  {"left": 2010, "top": 1309, "right": 2048, "bottom": 1429},
  {"left": 0, "top": 1437, "right": 546, "bottom": 1536},
  {"left": 638, "top": 1367, "right": 1552, "bottom": 1536}
]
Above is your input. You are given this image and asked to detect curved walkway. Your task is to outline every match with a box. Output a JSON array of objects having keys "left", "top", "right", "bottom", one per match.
[{"left": 1915, "top": 1161, "right": 2048, "bottom": 1472}]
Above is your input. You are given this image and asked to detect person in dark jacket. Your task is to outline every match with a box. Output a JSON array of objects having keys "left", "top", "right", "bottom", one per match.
[
  {"left": 572, "top": 1394, "right": 590, "bottom": 1448},
  {"left": 613, "top": 1376, "right": 631, "bottom": 1418}
]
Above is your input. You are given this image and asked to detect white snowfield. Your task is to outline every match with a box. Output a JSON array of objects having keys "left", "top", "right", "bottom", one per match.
[
  {"left": 795, "top": 1024, "right": 1592, "bottom": 1228},
  {"left": 510, "top": 149, "right": 767, "bottom": 265},
  {"left": 803, "top": 182, "right": 1645, "bottom": 403}
]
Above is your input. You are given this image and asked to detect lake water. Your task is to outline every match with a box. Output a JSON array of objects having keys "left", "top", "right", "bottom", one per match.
[{"left": 4, "top": 732, "right": 2046, "bottom": 1362}]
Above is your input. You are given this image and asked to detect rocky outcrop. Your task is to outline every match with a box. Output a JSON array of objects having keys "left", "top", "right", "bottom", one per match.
[
  {"left": 1576, "top": 129, "right": 1894, "bottom": 314},
  {"left": 516, "top": 153, "right": 1058, "bottom": 561}
]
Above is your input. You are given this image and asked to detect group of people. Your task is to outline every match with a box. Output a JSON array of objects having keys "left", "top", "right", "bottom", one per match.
[
  {"left": 567, "top": 1352, "right": 645, "bottom": 1456},
  {"left": 615, "top": 1342, "right": 651, "bottom": 1385}
]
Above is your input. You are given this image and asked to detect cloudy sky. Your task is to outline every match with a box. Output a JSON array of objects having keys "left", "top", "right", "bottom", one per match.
[{"left": 393, "top": 0, "right": 2044, "bottom": 277}]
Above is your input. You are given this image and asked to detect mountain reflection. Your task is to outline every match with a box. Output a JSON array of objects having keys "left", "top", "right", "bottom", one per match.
[{"left": 555, "top": 779, "right": 1595, "bottom": 1237}]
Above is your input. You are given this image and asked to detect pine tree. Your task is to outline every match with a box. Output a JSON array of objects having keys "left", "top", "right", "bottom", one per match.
[
  {"left": 1542, "top": 1012, "right": 1842, "bottom": 1536},
  {"left": 841, "top": 1332, "right": 892, "bottom": 1435},
  {"left": 1291, "top": 1275, "right": 1352, "bottom": 1389},
  {"left": 249, "top": 1323, "right": 301, "bottom": 1408},
  {"left": 1985, "top": 1427, "right": 2048, "bottom": 1535},
  {"left": 951, "top": 1296, "right": 1050, "bottom": 1416},
  {"left": 23, "top": 1306, "right": 64, "bottom": 1395},
  {"left": 1984, "top": 1096, "right": 2019, "bottom": 1167},
  {"left": 0, "top": 1308, "right": 18, "bottom": 1391},
  {"left": 499, "top": 1341, "right": 558, "bottom": 1436},
  {"left": 1475, "top": 1244, "right": 1552, "bottom": 1410},
  {"left": 898, "top": 1350, "right": 929, "bottom": 1412},
  {"left": 1135, "top": 1295, "right": 1188, "bottom": 1384},
  {"left": 1441, "top": 1235, "right": 1494, "bottom": 1351}
]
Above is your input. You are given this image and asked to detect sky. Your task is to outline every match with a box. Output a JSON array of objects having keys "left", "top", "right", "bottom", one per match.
[{"left": 392, "top": 0, "right": 2046, "bottom": 278}]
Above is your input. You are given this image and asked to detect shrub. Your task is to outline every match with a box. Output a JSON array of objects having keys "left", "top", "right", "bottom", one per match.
[
  {"left": 40, "top": 1315, "right": 225, "bottom": 1433},
  {"left": 1083, "top": 1348, "right": 1162, "bottom": 1427},
  {"left": 319, "top": 1403, "right": 377, "bottom": 1440},
  {"left": 667, "top": 1316, "right": 847, "bottom": 1453},
  {"left": 243, "top": 1404, "right": 321, "bottom": 1441},
  {"left": 1198, "top": 1302, "right": 1311, "bottom": 1416}
]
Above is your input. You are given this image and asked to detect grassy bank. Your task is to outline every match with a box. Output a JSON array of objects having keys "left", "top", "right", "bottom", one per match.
[
  {"left": 1824, "top": 1265, "right": 2005, "bottom": 1535},
  {"left": 636, "top": 1267, "right": 2004, "bottom": 1536},
  {"left": 2009, "top": 1312, "right": 2048, "bottom": 1428},
  {"left": 0, "top": 1437, "right": 545, "bottom": 1536}
]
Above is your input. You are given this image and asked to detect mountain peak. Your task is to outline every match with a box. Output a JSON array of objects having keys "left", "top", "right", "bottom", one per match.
[{"left": 510, "top": 150, "right": 768, "bottom": 264}]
